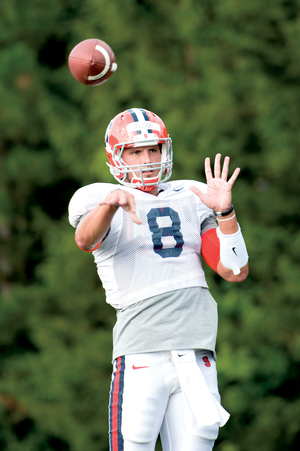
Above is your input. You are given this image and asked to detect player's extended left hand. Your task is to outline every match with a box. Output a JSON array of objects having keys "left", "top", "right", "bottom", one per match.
[
  {"left": 189, "top": 153, "right": 240, "bottom": 212},
  {"left": 98, "top": 189, "right": 142, "bottom": 225}
]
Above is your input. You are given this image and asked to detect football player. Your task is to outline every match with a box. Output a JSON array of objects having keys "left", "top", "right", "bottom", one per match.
[{"left": 69, "top": 108, "right": 249, "bottom": 451}]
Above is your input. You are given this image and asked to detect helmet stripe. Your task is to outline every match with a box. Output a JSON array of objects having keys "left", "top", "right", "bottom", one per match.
[
  {"left": 128, "top": 109, "right": 141, "bottom": 135},
  {"left": 140, "top": 109, "right": 153, "bottom": 134},
  {"left": 128, "top": 108, "right": 156, "bottom": 136},
  {"left": 128, "top": 108, "right": 138, "bottom": 122},
  {"left": 140, "top": 109, "right": 149, "bottom": 121}
]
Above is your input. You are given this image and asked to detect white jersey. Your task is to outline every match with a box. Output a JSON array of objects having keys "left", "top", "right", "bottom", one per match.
[{"left": 68, "top": 180, "right": 214, "bottom": 310}]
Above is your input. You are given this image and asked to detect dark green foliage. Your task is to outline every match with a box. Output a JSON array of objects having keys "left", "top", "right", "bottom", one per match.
[{"left": 1, "top": 0, "right": 300, "bottom": 450}]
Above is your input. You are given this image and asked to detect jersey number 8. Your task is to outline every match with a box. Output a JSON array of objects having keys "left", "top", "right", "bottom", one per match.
[{"left": 147, "top": 207, "right": 184, "bottom": 258}]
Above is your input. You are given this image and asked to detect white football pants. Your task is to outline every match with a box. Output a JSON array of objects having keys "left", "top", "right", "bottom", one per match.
[{"left": 109, "top": 350, "right": 223, "bottom": 451}]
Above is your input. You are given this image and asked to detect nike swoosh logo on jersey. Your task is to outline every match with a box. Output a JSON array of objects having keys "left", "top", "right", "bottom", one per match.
[
  {"left": 178, "top": 353, "right": 186, "bottom": 357},
  {"left": 232, "top": 247, "right": 238, "bottom": 256},
  {"left": 173, "top": 187, "right": 184, "bottom": 192},
  {"left": 132, "top": 365, "right": 150, "bottom": 370}
]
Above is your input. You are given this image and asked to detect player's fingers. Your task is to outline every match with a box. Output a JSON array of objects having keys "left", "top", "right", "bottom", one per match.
[
  {"left": 204, "top": 157, "right": 213, "bottom": 181},
  {"left": 99, "top": 190, "right": 126, "bottom": 207},
  {"left": 189, "top": 185, "right": 204, "bottom": 200},
  {"left": 120, "top": 193, "right": 137, "bottom": 212},
  {"left": 128, "top": 210, "right": 142, "bottom": 225},
  {"left": 228, "top": 167, "right": 240, "bottom": 186},
  {"left": 214, "top": 153, "right": 222, "bottom": 178},
  {"left": 121, "top": 202, "right": 141, "bottom": 223},
  {"left": 221, "top": 156, "right": 230, "bottom": 181},
  {"left": 98, "top": 200, "right": 117, "bottom": 207},
  {"left": 105, "top": 191, "right": 135, "bottom": 211},
  {"left": 116, "top": 193, "right": 141, "bottom": 224},
  {"left": 189, "top": 185, "right": 199, "bottom": 195},
  {"left": 113, "top": 191, "right": 128, "bottom": 205}
]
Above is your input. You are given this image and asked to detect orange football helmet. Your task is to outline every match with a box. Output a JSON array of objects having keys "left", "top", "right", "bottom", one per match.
[{"left": 105, "top": 108, "right": 173, "bottom": 192}]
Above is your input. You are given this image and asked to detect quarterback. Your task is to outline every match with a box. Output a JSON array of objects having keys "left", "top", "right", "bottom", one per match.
[{"left": 68, "top": 108, "right": 249, "bottom": 451}]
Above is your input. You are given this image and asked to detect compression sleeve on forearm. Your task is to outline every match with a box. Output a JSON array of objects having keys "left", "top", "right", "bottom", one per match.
[{"left": 201, "top": 228, "right": 220, "bottom": 273}]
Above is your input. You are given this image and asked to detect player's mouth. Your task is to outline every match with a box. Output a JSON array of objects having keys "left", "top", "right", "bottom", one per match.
[{"left": 142, "top": 169, "right": 155, "bottom": 177}]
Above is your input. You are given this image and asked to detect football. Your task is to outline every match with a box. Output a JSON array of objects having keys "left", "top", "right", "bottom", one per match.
[{"left": 68, "top": 38, "right": 117, "bottom": 86}]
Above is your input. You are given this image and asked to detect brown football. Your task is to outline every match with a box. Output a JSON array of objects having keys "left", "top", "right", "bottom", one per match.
[{"left": 68, "top": 38, "right": 117, "bottom": 86}]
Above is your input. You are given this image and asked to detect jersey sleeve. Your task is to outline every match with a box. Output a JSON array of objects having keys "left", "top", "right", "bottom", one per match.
[
  {"left": 68, "top": 186, "right": 94, "bottom": 228},
  {"left": 68, "top": 182, "right": 117, "bottom": 228}
]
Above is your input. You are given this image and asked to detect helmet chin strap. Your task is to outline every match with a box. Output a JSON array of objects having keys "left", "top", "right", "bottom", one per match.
[
  {"left": 129, "top": 171, "right": 161, "bottom": 192},
  {"left": 136, "top": 184, "right": 157, "bottom": 193}
]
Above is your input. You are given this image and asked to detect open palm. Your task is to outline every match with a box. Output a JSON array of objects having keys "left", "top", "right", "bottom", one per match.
[{"left": 189, "top": 153, "right": 240, "bottom": 212}]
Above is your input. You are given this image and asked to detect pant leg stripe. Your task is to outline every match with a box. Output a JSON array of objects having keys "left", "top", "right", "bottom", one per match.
[{"left": 109, "top": 356, "right": 125, "bottom": 450}]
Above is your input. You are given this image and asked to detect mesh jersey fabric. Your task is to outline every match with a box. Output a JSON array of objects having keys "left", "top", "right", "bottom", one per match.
[{"left": 69, "top": 180, "right": 214, "bottom": 310}]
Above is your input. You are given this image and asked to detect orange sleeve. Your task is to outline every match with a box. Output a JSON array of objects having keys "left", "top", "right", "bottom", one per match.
[
  {"left": 201, "top": 228, "right": 220, "bottom": 273},
  {"left": 76, "top": 240, "right": 102, "bottom": 253}
]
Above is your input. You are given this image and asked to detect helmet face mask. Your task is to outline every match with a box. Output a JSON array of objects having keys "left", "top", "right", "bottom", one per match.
[{"left": 105, "top": 108, "right": 173, "bottom": 192}]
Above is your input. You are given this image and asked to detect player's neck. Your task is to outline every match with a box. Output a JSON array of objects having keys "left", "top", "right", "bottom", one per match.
[
  {"left": 136, "top": 186, "right": 159, "bottom": 196},
  {"left": 148, "top": 186, "right": 159, "bottom": 196}
]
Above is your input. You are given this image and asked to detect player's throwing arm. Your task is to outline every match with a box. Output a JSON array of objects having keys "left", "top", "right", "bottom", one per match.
[{"left": 75, "top": 190, "right": 141, "bottom": 251}]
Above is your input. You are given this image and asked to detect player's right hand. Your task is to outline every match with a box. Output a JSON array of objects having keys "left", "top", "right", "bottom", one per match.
[{"left": 99, "top": 190, "right": 142, "bottom": 225}]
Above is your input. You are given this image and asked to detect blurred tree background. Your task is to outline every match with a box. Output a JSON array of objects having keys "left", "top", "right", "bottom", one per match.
[{"left": 1, "top": 0, "right": 300, "bottom": 450}]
